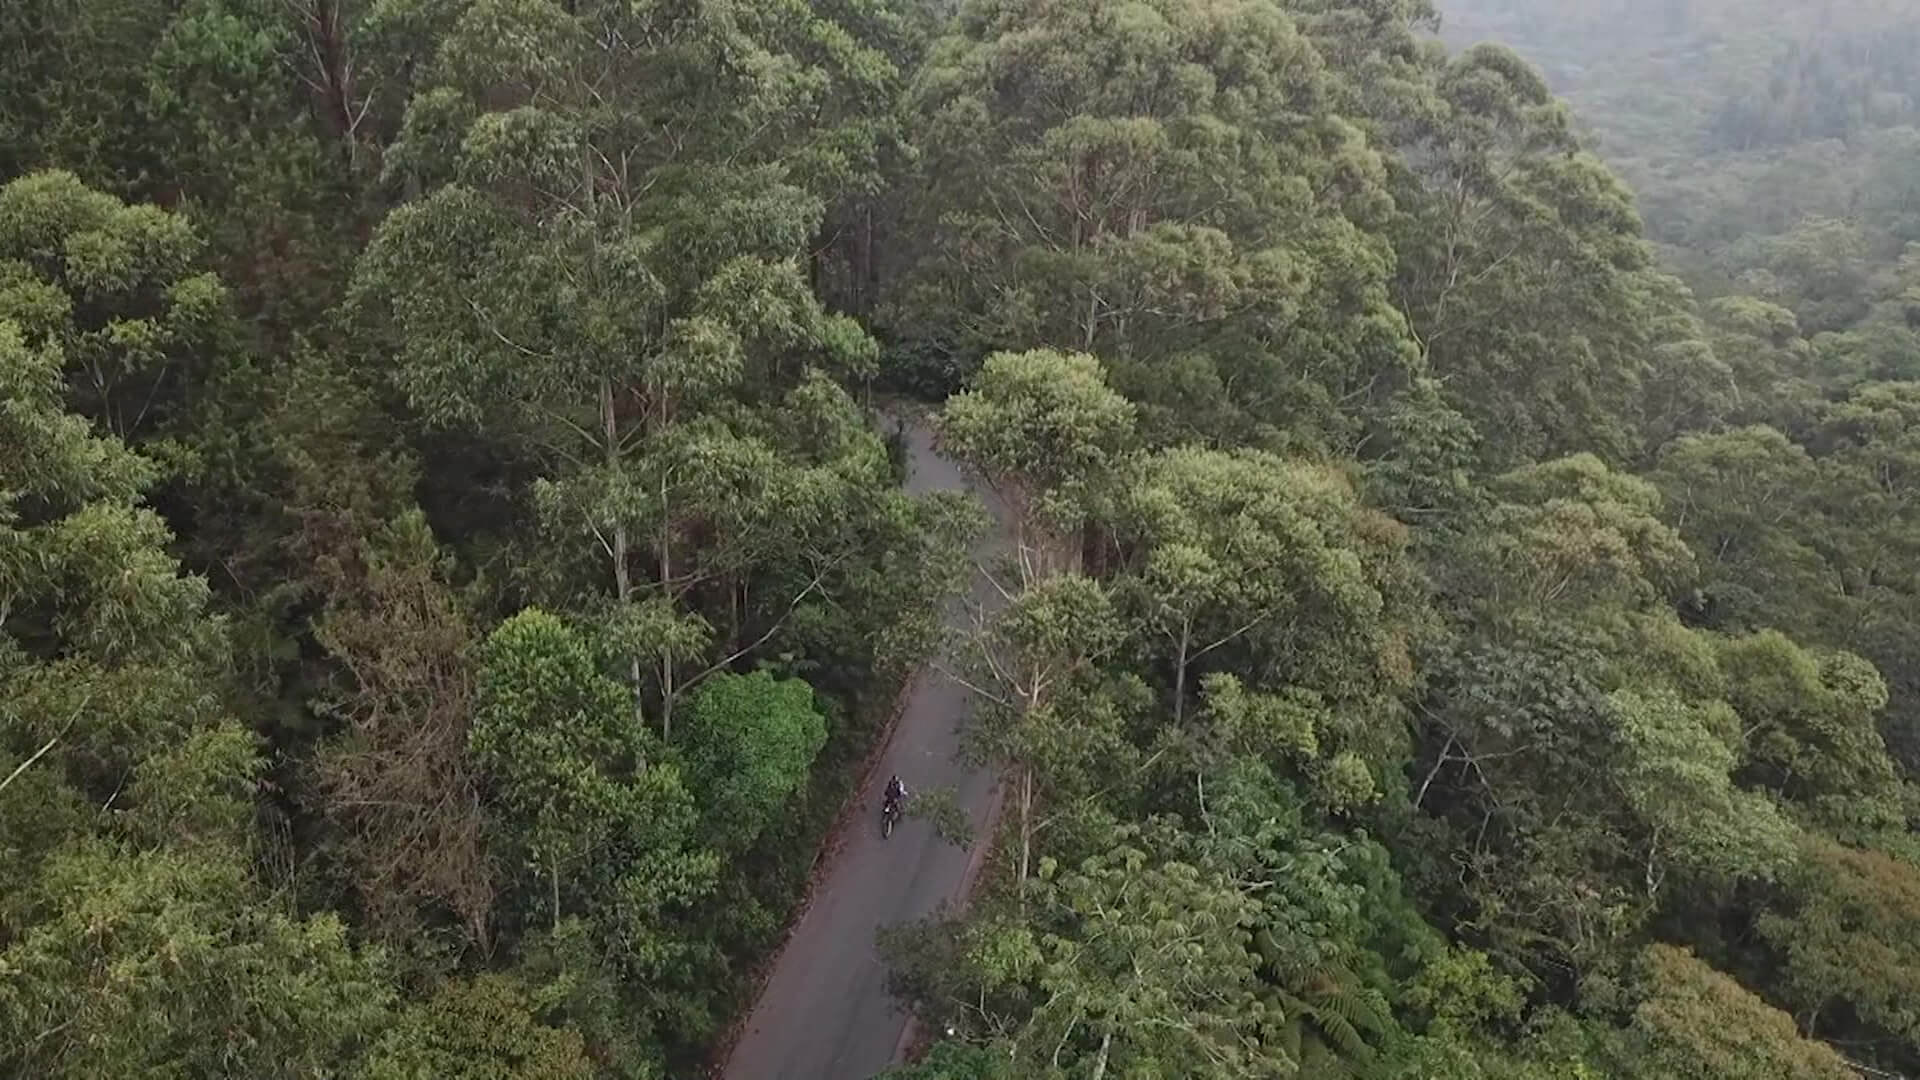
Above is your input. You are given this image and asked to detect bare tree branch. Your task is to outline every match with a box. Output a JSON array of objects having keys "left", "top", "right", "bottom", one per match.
[{"left": 0, "top": 695, "right": 90, "bottom": 795}]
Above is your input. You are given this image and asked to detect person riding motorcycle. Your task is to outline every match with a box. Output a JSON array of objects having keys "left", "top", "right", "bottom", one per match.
[{"left": 881, "top": 775, "right": 908, "bottom": 836}]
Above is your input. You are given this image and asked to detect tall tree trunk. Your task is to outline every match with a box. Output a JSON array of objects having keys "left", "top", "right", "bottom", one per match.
[
  {"left": 602, "top": 379, "right": 629, "bottom": 603},
  {"left": 289, "top": 1, "right": 361, "bottom": 163},
  {"left": 860, "top": 202, "right": 877, "bottom": 316},
  {"left": 658, "top": 470, "right": 675, "bottom": 740},
  {"left": 1082, "top": 522, "right": 1111, "bottom": 580},
  {"left": 602, "top": 378, "right": 643, "bottom": 727},
  {"left": 1173, "top": 621, "right": 1190, "bottom": 726},
  {"left": 1018, "top": 766, "right": 1034, "bottom": 892},
  {"left": 1089, "top": 1027, "right": 1113, "bottom": 1080},
  {"left": 660, "top": 653, "right": 675, "bottom": 739},
  {"left": 808, "top": 222, "right": 824, "bottom": 297}
]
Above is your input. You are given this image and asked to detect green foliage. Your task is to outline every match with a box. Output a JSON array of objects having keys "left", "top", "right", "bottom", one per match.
[
  {"left": 0, "top": 845, "right": 392, "bottom": 1080},
  {"left": 1629, "top": 944, "right": 1855, "bottom": 1080},
  {"left": 11, "top": 1, "right": 1920, "bottom": 1078},
  {"left": 361, "top": 974, "right": 593, "bottom": 1080},
  {"left": 0, "top": 0, "right": 381, "bottom": 332},
  {"left": 350, "top": 1, "right": 967, "bottom": 772},
  {"left": 1717, "top": 632, "right": 1903, "bottom": 830},
  {"left": 876, "top": 1041, "right": 1010, "bottom": 1080},
  {"left": 937, "top": 347, "right": 1136, "bottom": 562},
  {"left": 1389, "top": 40, "right": 1699, "bottom": 466},
  {"left": 1404, "top": 946, "right": 1525, "bottom": 1031},
  {"left": 1114, "top": 445, "right": 1416, "bottom": 731},
  {"left": 906, "top": 784, "right": 978, "bottom": 849},
  {"left": 472, "top": 609, "right": 713, "bottom": 922},
  {"left": 0, "top": 166, "right": 237, "bottom": 449},
  {"left": 1452, "top": 454, "right": 1694, "bottom": 622},
  {"left": 678, "top": 670, "right": 829, "bottom": 852},
  {"left": 971, "top": 834, "right": 1276, "bottom": 1078},
  {"left": 1, "top": 300, "right": 393, "bottom": 1078},
  {"left": 895, "top": 0, "right": 1419, "bottom": 452},
  {"left": 1758, "top": 838, "right": 1920, "bottom": 1057},
  {"left": 1606, "top": 688, "right": 1799, "bottom": 885},
  {"left": 471, "top": 609, "right": 727, "bottom": 1069}
]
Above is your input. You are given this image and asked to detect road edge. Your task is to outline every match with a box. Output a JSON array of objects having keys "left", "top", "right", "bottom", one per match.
[
  {"left": 887, "top": 773, "right": 1009, "bottom": 1065},
  {"left": 703, "top": 666, "right": 923, "bottom": 1077},
  {"left": 710, "top": 404, "right": 993, "bottom": 1078}
]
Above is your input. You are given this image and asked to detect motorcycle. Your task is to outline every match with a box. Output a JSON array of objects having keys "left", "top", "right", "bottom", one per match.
[{"left": 881, "top": 793, "right": 903, "bottom": 838}]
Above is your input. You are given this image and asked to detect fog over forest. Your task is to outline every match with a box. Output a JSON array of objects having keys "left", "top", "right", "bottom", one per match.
[{"left": 1442, "top": 0, "right": 1920, "bottom": 302}]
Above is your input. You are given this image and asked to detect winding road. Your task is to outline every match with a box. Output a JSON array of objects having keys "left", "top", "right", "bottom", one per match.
[{"left": 720, "top": 415, "right": 1008, "bottom": 1080}]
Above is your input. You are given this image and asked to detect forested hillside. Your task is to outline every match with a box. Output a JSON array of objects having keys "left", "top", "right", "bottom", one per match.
[
  {"left": 1440, "top": 0, "right": 1920, "bottom": 324},
  {"left": 1, "top": 2, "right": 1915, "bottom": 1079}
]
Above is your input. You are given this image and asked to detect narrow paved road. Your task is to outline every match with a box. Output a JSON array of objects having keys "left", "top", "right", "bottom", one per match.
[{"left": 720, "top": 415, "right": 1006, "bottom": 1080}]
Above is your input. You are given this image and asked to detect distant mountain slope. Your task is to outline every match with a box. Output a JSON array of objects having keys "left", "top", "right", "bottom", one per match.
[{"left": 1435, "top": 0, "right": 1920, "bottom": 305}]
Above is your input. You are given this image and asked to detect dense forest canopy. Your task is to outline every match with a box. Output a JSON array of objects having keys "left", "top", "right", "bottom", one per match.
[
  {"left": 1439, "top": 0, "right": 1920, "bottom": 315},
  {"left": 1, "top": 1, "right": 1916, "bottom": 1079}
]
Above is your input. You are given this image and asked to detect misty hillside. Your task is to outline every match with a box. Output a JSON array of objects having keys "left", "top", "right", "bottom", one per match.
[
  {"left": 1438, "top": 0, "right": 1920, "bottom": 147},
  {"left": 1438, "top": 0, "right": 1920, "bottom": 296}
]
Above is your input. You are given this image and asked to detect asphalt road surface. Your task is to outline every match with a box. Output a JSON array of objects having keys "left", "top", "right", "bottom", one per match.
[{"left": 720, "top": 414, "right": 1007, "bottom": 1080}]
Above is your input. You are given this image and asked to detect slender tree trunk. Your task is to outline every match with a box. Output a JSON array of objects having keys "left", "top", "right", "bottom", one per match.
[
  {"left": 602, "top": 380, "right": 630, "bottom": 602},
  {"left": 658, "top": 470, "right": 675, "bottom": 740},
  {"left": 602, "top": 378, "right": 644, "bottom": 727},
  {"left": 290, "top": 1, "right": 358, "bottom": 157},
  {"left": 660, "top": 654, "right": 675, "bottom": 738},
  {"left": 808, "top": 223, "right": 824, "bottom": 297},
  {"left": 861, "top": 202, "right": 877, "bottom": 316},
  {"left": 1018, "top": 766, "right": 1034, "bottom": 891},
  {"left": 729, "top": 577, "right": 741, "bottom": 654},
  {"left": 550, "top": 854, "right": 561, "bottom": 930},
  {"left": 1173, "top": 621, "right": 1190, "bottom": 726},
  {"left": 1082, "top": 522, "right": 1112, "bottom": 579},
  {"left": 1089, "top": 1028, "right": 1113, "bottom": 1080}
]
